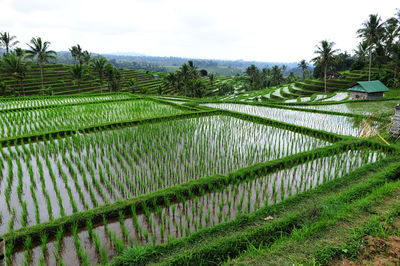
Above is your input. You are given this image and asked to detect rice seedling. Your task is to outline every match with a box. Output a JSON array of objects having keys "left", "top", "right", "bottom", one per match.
[
  {"left": 28, "top": 147, "right": 382, "bottom": 259},
  {"left": 0, "top": 100, "right": 184, "bottom": 139},
  {"left": 0, "top": 95, "right": 391, "bottom": 265},
  {"left": 0, "top": 94, "right": 130, "bottom": 111},
  {"left": 202, "top": 103, "right": 361, "bottom": 136},
  {"left": 72, "top": 223, "right": 88, "bottom": 265}
]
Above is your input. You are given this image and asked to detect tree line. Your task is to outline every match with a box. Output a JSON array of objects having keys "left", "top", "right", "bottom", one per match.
[
  {"left": 309, "top": 9, "right": 400, "bottom": 92},
  {"left": 0, "top": 33, "right": 126, "bottom": 96},
  {"left": 163, "top": 61, "right": 210, "bottom": 97}
]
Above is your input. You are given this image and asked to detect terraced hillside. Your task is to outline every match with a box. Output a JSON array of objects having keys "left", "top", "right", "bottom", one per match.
[
  {"left": 1, "top": 92, "right": 399, "bottom": 266},
  {"left": 0, "top": 64, "right": 166, "bottom": 96},
  {"left": 295, "top": 67, "right": 382, "bottom": 93}
]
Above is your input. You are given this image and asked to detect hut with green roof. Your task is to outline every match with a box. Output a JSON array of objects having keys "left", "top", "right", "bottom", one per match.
[{"left": 348, "top": 80, "right": 389, "bottom": 100}]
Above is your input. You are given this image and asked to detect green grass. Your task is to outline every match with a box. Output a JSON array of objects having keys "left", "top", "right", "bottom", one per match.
[
  {"left": 110, "top": 155, "right": 400, "bottom": 265},
  {"left": 226, "top": 179, "right": 400, "bottom": 265}
]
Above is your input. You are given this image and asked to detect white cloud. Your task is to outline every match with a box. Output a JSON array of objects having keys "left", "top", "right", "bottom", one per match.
[{"left": 1, "top": 0, "right": 399, "bottom": 62}]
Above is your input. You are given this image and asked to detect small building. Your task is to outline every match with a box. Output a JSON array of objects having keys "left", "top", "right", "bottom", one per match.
[
  {"left": 151, "top": 74, "right": 159, "bottom": 80},
  {"left": 348, "top": 80, "right": 389, "bottom": 100}
]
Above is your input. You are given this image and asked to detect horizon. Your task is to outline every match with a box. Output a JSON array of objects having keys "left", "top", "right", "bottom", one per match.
[{"left": 1, "top": 0, "right": 399, "bottom": 62}]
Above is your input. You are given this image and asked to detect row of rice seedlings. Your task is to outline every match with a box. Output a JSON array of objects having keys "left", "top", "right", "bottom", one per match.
[
  {"left": 72, "top": 223, "right": 89, "bottom": 265},
  {"left": 9, "top": 148, "right": 384, "bottom": 265},
  {"left": 67, "top": 153, "right": 99, "bottom": 208},
  {"left": 0, "top": 140, "right": 53, "bottom": 232},
  {"left": 23, "top": 236, "right": 32, "bottom": 265},
  {"left": 202, "top": 103, "right": 361, "bottom": 136},
  {"left": 35, "top": 150, "right": 54, "bottom": 222},
  {"left": 298, "top": 100, "right": 400, "bottom": 115},
  {"left": 0, "top": 94, "right": 130, "bottom": 111},
  {"left": 0, "top": 115, "right": 330, "bottom": 234},
  {"left": 26, "top": 148, "right": 41, "bottom": 225},
  {"left": 102, "top": 215, "right": 126, "bottom": 254},
  {"left": 118, "top": 149, "right": 384, "bottom": 246},
  {"left": 0, "top": 100, "right": 184, "bottom": 139},
  {"left": 45, "top": 152, "right": 66, "bottom": 217},
  {"left": 53, "top": 226, "right": 64, "bottom": 265},
  {"left": 86, "top": 219, "right": 108, "bottom": 264}
]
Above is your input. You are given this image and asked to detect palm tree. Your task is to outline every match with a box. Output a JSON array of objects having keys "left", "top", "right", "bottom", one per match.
[
  {"left": 208, "top": 73, "right": 216, "bottom": 86},
  {"left": 357, "top": 14, "right": 385, "bottom": 81},
  {"left": 0, "top": 52, "right": 28, "bottom": 95},
  {"left": 90, "top": 57, "right": 108, "bottom": 85},
  {"left": 163, "top": 72, "right": 178, "bottom": 92},
  {"left": 127, "top": 78, "right": 137, "bottom": 93},
  {"left": 0, "top": 32, "right": 19, "bottom": 55},
  {"left": 261, "top": 67, "right": 271, "bottom": 87},
  {"left": 312, "top": 40, "right": 339, "bottom": 93},
  {"left": 245, "top": 64, "right": 260, "bottom": 90},
  {"left": 389, "top": 41, "right": 400, "bottom": 79},
  {"left": 298, "top": 60, "right": 308, "bottom": 80},
  {"left": 271, "top": 65, "right": 283, "bottom": 86},
  {"left": 82, "top": 51, "right": 91, "bottom": 65},
  {"left": 104, "top": 64, "right": 121, "bottom": 92},
  {"left": 383, "top": 17, "right": 400, "bottom": 52},
  {"left": 69, "top": 44, "right": 84, "bottom": 66},
  {"left": 25, "top": 37, "right": 57, "bottom": 94},
  {"left": 14, "top": 48, "right": 25, "bottom": 57},
  {"left": 354, "top": 41, "right": 369, "bottom": 61},
  {"left": 70, "top": 64, "right": 85, "bottom": 92}
]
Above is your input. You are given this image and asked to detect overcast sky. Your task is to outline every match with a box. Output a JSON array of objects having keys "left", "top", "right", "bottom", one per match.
[{"left": 0, "top": 0, "right": 399, "bottom": 62}]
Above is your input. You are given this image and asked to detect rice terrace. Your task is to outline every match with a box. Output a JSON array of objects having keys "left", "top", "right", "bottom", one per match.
[{"left": 1, "top": 2, "right": 400, "bottom": 266}]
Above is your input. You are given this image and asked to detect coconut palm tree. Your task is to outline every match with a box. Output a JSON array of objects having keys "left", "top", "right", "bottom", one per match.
[
  {"left": 0, "top": 32, "right": 19, "bottom": 55},
  {"left": 104, "top": 64, "right": 121, "bottom": 92},
  {"left": 354, "top": 41, "right": 369, "bottom": 61},
  {"left": 14, "top": 48, "right": 25, "bottom": 57},
  {"left": 90, "top": 56, "right": 108, "bottom": 85},
  {"left": 271, "top": 65, "right": 283, "bottom": 86},
  {"left": 0, "top": 52, "right": 28, "bottom": 95},
  {"left": 389, "top": 41, "right": 400, "bottom": 79},
  {"left": 70, "top": 64, "right": 85, "bottom": 92},
  {"left": 208, "top": 73, "right": 216, "bottom": 86},
  {"left": 163, "top": 72, "right": 178, "bottom": 92},
  {"left": 69, "top": 44, "right": 84, "bottom": 66},
  {"left": 25, "top": 37, "right": 57, "bottom": 94},
  {"left": 383, "top": 17, "right": 400, "bottom": 52},
  {"left": 298, "top": 60, "right": 308, "bottom": 80},
  {"left": 312, "top": 40, "right": 339, "bottom": 93},
  {"left": 127, "top": 78, "right": 137, "bottom": 93},
  {"left": 357, "top": 14, "right": 385, "bottom": 81},
  {"left": 82, "top": 50, "right": 91, "bottom": 65}
]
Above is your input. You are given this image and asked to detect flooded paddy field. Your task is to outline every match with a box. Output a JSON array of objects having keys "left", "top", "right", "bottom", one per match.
[
  {"left": 8, "top": 148, "right": 385, "bottom": 265},
  {"left": 294, "top": 99, "right": 400, "bottom": 115},
  {"left": 202, "top": 103, "right": 362, "bottom": 136},
  {"left": 0, "top": 94, "right": 131, "bottom": 111},
  {"left": 0, "top": 99, "right": 184, "bottom": 139},
  {"left": 0, "top": 115, "right": 331, "bottom": 234}
]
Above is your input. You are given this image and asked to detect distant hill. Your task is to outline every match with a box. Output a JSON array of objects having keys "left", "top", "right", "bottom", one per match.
[
  {"left": 1, "top": 48, "right": 306, "bottom": 76},
  {"left": 104, "top": 52, "right": 147, "bottom": 57}
]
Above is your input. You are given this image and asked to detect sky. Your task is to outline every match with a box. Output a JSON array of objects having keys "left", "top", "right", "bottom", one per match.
[{"left": 0, "top": 0, "right": 399, "bottom": 62}]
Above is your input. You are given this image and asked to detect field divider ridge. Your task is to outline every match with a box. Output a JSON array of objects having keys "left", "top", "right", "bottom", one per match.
[
  {"left": 110, "top": 156, "right": 400, "bottom": 265},
  {"left": 1, "top": 139, "right": 395, "bottom": 247}
]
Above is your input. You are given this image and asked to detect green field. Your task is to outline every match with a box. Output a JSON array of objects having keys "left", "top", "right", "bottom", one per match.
[{"left": 0, "top": 90, "right": 399, "bottom": 266}]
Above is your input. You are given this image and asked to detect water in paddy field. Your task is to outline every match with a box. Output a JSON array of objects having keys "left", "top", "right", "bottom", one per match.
[
  {"left": 0, "top": 99, "right": 184, "bottom": 139},
  {"left": 0, "top": 115, "right": 331, "bottom": 236},
  {"left": 322, "top": 92, "right": 349, "bottom": 102},
  {"left": 8, "top": 149, "right": 385, "bottom": 265},
  {"left": 0, "top": 95, "right": 130, "bottom": 111},
  {"left": 297, "top": 99, "right": 400, "bottom": 115},
  {"left": 202, "top": 103, "right": 365, "bottom": 136}
]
